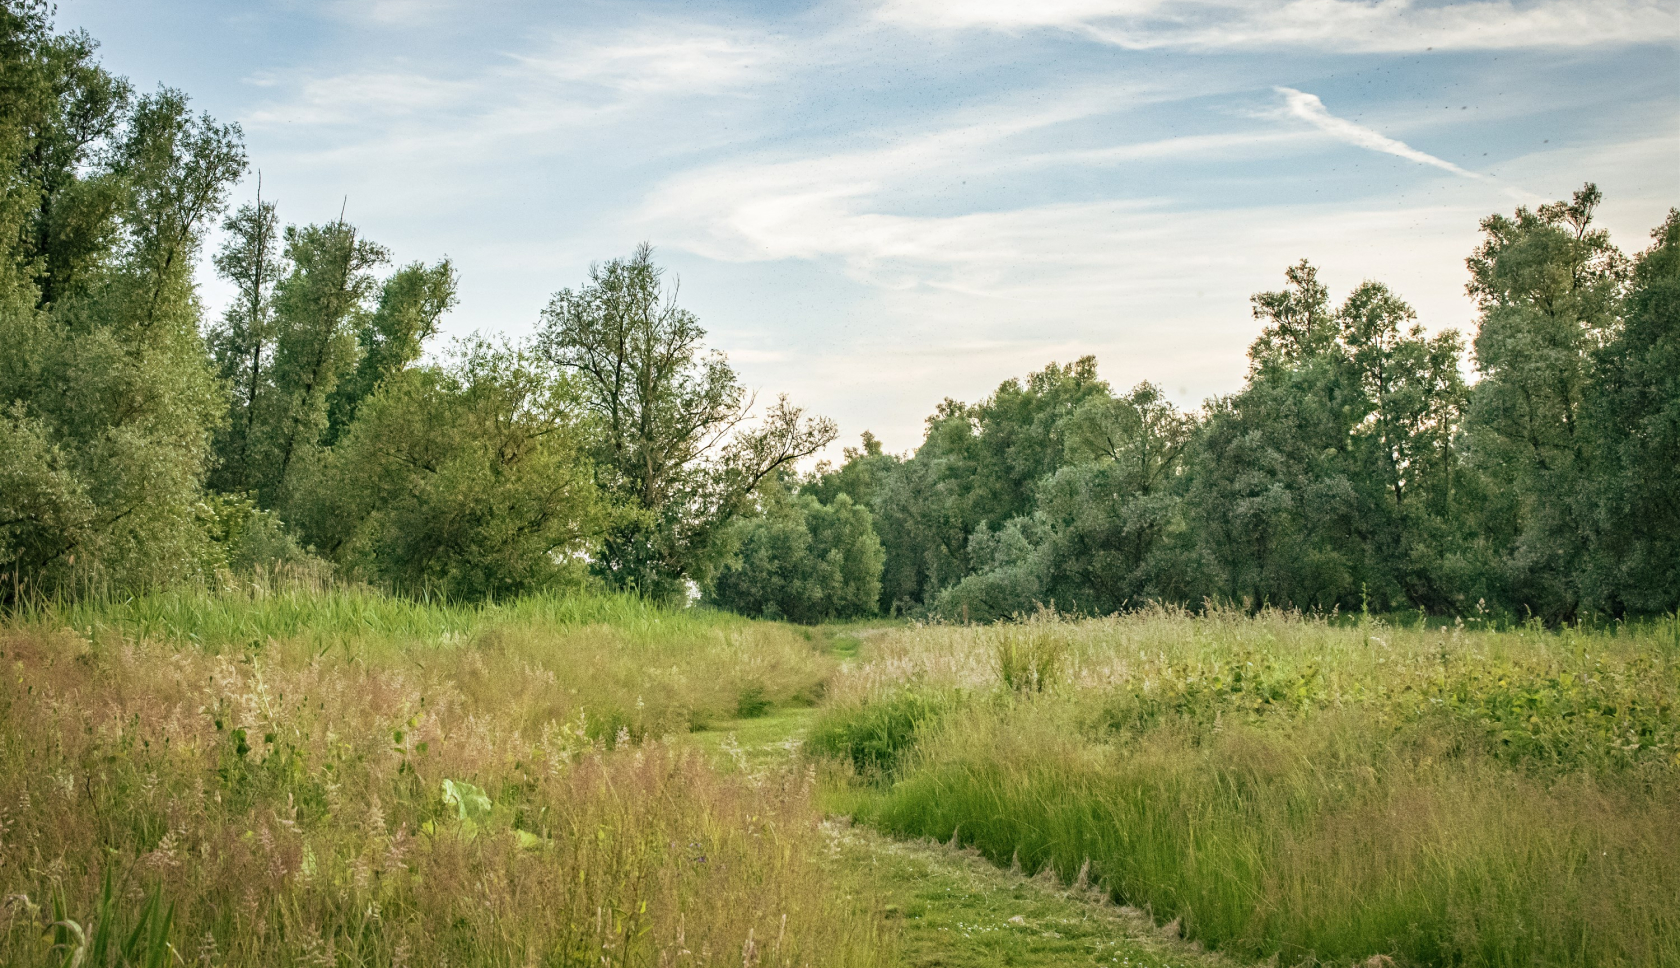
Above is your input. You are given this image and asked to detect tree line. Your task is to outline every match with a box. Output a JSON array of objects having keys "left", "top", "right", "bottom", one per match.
[
  {"left": 1, "top": 5, "right": 1674, "bottom": 622},
  {"left": 0, "top": 6, "right": 833, "bottom": 606},
  {"left": 777, "top": 186, "right": 1679, "bottom": 624}
]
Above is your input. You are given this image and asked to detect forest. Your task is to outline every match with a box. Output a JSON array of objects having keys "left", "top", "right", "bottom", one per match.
[{"left": 1, "top": 6, "right": 1676, "bottom": 625}]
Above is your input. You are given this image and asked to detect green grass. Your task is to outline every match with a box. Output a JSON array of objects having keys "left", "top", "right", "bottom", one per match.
[
  {"left": 678, "top": 679, "right": 1238, "bottom": 968},
  {"left": 21, "top": 582, "right": 762, "bottom": 654},
  {"left": 814, "top": 609, "right": 1680, "bottom": 967},
  {"left": 827, "top": 824, "right": 1229, "bottom": 968},
  {"left": 687, "top": 706, "right": 820, "bottom": 774}
]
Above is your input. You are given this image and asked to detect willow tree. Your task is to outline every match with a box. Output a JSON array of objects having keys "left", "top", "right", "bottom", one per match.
[{"left": 0, "top": 5, "right": 245, "bottom": 600}]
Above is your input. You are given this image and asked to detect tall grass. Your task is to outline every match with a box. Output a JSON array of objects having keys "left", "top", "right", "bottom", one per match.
[
  {"left": 814, "top": 608, "right": 1680, "bottom": 966},
  {"left": 0, "top": 588, "right": 888, "bottom": 967}
]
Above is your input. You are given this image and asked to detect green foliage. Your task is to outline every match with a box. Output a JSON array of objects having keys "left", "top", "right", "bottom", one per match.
[
  {"left": 291, "top": 341, "right": 605, "bottom": 600},
  {"left": 859, "top": 359, "right": 1108, "bottom": 613},
  {"left": 1587, "top": 210, "right": 1680, "bottom": 614},
  {"left": 191, "top": 490, "right": 314, "bottom": 578},
  {"left": 537, "top": 243, "right": 836, "bottom": 600},
  {"left": 324, "top": 257, "right": 458, "bottom": 445},
  {"left": 1465, "top": 184, "right": 1628, "bottom": 621},
  {"left": 707, "top": 483, "right": 884, "bottom": 623},
  {"left": 0, "top": 12, "right": 244, "bottom": 602},
  {"left": 823, "top": 187, "right": 1672, "bottom": 623}
]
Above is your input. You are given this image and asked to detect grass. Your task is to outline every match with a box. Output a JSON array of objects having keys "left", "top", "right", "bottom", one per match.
[
  {"left": 678, "top": 692, "right": 1229, "bottom": 968},
  {"left": 826, "top": 822, "right": 1230, "bottom": 968},
  {"left": 0, "top": 586, "right": 887, "bottom": 967},
  {"left": 812, "top": 607, "right": 1680, "bottom": 967},
  {"left": 17, "top": 584, "right": 1667, "bottom": 967}
]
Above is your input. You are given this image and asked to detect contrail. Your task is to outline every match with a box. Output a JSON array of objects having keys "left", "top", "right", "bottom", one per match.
[{"left": 1275, "top": 86, "right": 1521, "bottom": 193}]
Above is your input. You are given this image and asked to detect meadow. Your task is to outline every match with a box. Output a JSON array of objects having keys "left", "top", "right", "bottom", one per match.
[
  {"left": 0, "top": 586, "right": 885, "bottom": 968},
  {"left": 812, "top": 608, "right": 1680, "bottom": 967},
  {"left": 5, "top": 589, "right": 1677, "bottom": 967}
]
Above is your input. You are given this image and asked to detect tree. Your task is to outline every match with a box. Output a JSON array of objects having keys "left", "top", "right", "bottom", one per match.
[
  {"left": 861, "top": 359, "right": 1110, "bottom": 613},
  {"left": 205, "top": 187, "right": 279, "bottom": 492},
  {"left": 0, "top": 7, "right": 245, "bottom": 600},
  {"left": 253, "top": 219, "right": 388, "bottom": 508},
  {"left": 707, "top": 482, "right": 883, "bottom": 623},
  {"left": 802, "top": 431, "right": 898, "bottom": 510},
  {"left": 537, "top": 244, "right": 835, "bottom": 599},
  {"left": 292, "top": 342, "right": 605, "bottom": 600},
  {"left": 1587, "top": 210, "right": 1680, "bottom": 614},
  {"left": 1465, "top": 183, "right": 1626, "bottom": 621},
  {"left": 1336, "top": 281, "right": 1472, "bottom": 611},
  {"left": 1178, "top": 262, "right": 1371, "bottom": 612},
  {"left": 325, "top": 257, "right": 458, "bottom": 444}
]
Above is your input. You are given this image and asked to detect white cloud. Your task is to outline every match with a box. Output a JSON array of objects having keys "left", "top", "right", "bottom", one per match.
[
  {"left": 511, "top": 26, "right": 783, "bottom": 94},
  {"left": 324, "top": 0, "right": 465, "bottom": 27},
  {"left": 636, "top": 100, "right": 1531, "bottom": 447},
  {"left": 238, "top": 21, "right": 782, "bottom": 174},
  {"left": 877, "top": 0, "right": 1679, "bottom": 52},
  {"left": 244, "top": 71, "right": 479, "bottom": 127}
]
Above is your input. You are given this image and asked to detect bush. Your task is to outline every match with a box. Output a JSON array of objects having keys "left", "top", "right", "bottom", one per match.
[
  {"left": 707, "top": 486, "right": 884, "bottom": 623},
  {"left": 291, "top": 342, "right": 605, "bottom": 600}
]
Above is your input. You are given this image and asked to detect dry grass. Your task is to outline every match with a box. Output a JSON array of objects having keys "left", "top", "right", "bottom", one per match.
[{"left": 0, "top": 590, "right": 887, "bottom": 967}]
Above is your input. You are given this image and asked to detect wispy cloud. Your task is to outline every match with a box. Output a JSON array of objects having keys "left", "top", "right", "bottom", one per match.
[
  {"left": 511, "top": 26, "right": 784, "bottom": 94},
  {"left": 639, "top": 93, "right": 1495, "bottom": 308},
  {"left": 323, "top": 0, "right": 465, "bottom": 27},
  {"left": 877, "top": 0, "right": 1678, "bottom": 52},
  {"left": 171, "top": 0, "right": 1670, "bottom": 450}
]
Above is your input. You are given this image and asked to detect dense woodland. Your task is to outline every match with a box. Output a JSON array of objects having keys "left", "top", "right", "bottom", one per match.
[{"left": 1, "top": 5, "right": 1676, "bottom": 623}]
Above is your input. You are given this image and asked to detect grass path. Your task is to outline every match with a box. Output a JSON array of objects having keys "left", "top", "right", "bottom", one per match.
[{"left": 686, "top": 707, "right": 1232, "bottom": 968}]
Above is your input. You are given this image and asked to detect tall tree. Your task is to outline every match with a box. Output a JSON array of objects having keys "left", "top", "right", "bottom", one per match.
[
  {"left": 1336, "top": 282, "right": 1471, "bottom": 610},
  {"left": 255, "top": 219, "right": 387, "bottom": 508},
  {"left": 538, "top": 243, "right": 835, "bottom": 599},
  {"left": 1181, "top": 262, "right": 1371, "bottom": 611},
  {"left": 324, "top": 257, "right": 457, "bottom": 444},
  {"left": 1465, "top": 183, "right": 1626, "bottom": 621},
  {"left": 0, "top": 5, "right": 245, "bottom": 600},
  {"left": 1586, "top": 210, "right": 1680, "bottom": 614},
  {"left": 206, "top": 184, "right": 280, "bottom": 492}
]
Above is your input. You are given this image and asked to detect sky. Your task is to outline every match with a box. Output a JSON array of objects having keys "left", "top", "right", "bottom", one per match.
[{"left": 56, "top": 0, "right": 1680, "bottom": 455}]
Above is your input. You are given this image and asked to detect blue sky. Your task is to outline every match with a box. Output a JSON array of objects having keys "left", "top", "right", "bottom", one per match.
[{"left": 58, "top": 0, "right": 1680, "bottom": 453}]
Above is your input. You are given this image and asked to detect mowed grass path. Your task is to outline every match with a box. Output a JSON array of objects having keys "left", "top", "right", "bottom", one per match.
[{"left": 685, "top": 631, "right": 1231, "bottom": 968}]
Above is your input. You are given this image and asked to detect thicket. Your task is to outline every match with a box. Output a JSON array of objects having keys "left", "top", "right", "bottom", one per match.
[{"left": 813, "top": 611, "right": 1680, "bottom": 966}]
